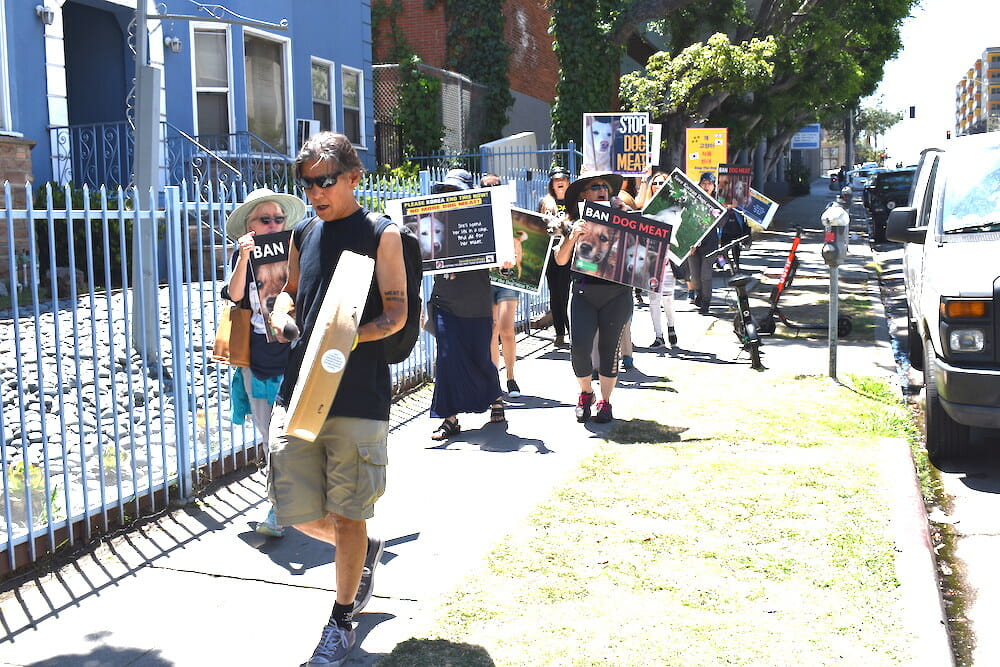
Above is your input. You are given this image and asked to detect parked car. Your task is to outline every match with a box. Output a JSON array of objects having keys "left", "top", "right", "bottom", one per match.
[
  {"left": 845, "top": 166, "right": 886, "bottom": 191},
  {"left": 887, "top": 134, "right": 1000, "bottom": 463},
  {"left": 827, "top": 168, "right": 842, "bottom": 191},
  {"left": 864, "top": 167, "right": 916, "bottom": 243}
]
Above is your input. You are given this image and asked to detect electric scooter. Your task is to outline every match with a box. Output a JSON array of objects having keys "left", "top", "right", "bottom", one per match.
[
  {"left": 755, "top": 227, "right": 852, "bottom": 338},
  {"left": 711, "top": 235, "right": 765, "bottom": 371}
]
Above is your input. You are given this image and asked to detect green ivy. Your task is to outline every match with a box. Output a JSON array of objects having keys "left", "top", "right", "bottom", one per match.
[
  {"left": 426, "top": 0, "right": 513, "bottom": 143},
  {"left": 549, "top": 0, "right": 625, "bottom": 146},
  {"left": 372, "top": 1, "right": 445, "bottom": 155}
]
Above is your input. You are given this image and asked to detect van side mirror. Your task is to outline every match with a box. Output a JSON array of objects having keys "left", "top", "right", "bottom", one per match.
[{"left": 885, "top": 207, "right": 924, "bottom": 244}]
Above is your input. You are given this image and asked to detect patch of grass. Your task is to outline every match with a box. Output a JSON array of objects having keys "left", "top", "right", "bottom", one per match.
[{"left": 391, "top": 370, "right": 918, "bottom": 665}]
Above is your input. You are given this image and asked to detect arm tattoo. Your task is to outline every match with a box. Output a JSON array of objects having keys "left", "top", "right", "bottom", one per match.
[{"left": 383, "top": 289, "right": 405, "bottom": 304}]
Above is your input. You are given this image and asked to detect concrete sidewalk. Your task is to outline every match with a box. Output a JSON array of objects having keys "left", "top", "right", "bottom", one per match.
[{"left": 0, "top": 180, "right": 952, "bottom": 666}]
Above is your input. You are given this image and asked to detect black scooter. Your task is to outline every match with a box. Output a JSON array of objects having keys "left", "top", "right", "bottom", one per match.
[{"left": 711, "top": 235, "right": 765, "bottom": 371}]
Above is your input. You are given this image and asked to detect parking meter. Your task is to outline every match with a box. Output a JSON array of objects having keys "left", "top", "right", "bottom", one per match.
[
  {"left": 820, "top": 200, "right": 850, "bottom": 378},
  {"left": 821, "top": 201, "right": 850, "bottom": 267}
]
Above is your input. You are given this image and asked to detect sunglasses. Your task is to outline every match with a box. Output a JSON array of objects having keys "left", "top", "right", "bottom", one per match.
[
  {"left": 650, "top": 180, "right": 666, "bottom": 187},
  {"left": 588, "top": 183, "right": 611, "bottom": 192},
  {"left": 296, "top": 172, "right": 343, "bottom": 190},
  {"left": 251, "top": 216, "right": 286, "bottom": 226}
]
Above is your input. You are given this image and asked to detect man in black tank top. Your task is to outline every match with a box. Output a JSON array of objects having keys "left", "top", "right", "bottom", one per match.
[{"left": 267, "top": 132, "right": 407, "bottom": 667}]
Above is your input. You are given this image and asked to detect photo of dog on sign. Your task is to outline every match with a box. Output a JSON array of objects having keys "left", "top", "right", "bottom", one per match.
[
  {"left": 489, "top": 207, "right": 553, "bottom": 295},
  {"left": 583, "top": 114, "right": 615, "bottom": 172}
]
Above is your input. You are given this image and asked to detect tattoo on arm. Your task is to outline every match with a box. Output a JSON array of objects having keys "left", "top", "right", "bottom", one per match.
[
  {"left": 383, "top": 289, "right": 405, "bottom": 304},
  {"left": 370, "top": 313, "right": 398, "bottom": 337}
]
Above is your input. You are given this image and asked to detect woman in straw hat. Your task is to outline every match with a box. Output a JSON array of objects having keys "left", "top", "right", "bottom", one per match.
[{"left": 224, "top": 187, "right": 306, "bottom": 537}]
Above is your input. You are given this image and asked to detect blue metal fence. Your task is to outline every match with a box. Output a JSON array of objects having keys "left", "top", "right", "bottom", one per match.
[{"left": 0, "top": 168, "right": 553, "bottom": 575}]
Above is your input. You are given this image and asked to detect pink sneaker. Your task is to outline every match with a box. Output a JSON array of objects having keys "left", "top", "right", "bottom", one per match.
[
  {"left": 575, "top": 391, "right": 595, "bottom": 423},
  {"left": 594, "top": 400, "right": 613, "bottom": 423}
]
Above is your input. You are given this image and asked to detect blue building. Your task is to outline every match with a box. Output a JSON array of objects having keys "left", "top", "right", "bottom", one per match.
[{"left": 0, "top": 0, "right": 377, "bottom": 192}]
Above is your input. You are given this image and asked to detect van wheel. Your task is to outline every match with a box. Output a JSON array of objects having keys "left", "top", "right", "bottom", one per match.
[{"left": 923, "top": 340, "right": 969, "bottom": 465}]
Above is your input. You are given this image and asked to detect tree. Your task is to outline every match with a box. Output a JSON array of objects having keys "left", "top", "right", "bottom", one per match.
[{"left": 856, "top": 105, "right": 903, "bottom": 151}]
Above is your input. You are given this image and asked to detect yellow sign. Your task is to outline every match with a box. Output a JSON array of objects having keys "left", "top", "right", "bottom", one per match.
[{"left": 685, "top": 128, "right": 728, "bottom": 184}]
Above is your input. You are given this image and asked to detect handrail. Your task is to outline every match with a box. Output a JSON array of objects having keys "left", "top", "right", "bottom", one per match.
[{"left": 164, "top": 123, "right": 241, "bottom": 177}]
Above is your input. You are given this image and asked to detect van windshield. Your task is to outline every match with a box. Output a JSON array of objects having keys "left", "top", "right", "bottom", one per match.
[{"left": 941, "top": 143, "right": 1000, "bottom": 234}]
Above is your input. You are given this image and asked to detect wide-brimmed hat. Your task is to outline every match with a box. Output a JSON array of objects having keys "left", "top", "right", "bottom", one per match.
[
  {"left": 564, "top": 171, "right": 625, "bottom": 210},
  {"left": 225, "top": 188, "right": 307, "bottom": 241}
]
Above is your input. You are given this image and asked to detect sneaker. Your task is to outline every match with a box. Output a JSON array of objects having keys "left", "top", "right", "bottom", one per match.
[
  {"left": 688, "top": 290, "right": 697, "bottom": 304},
  {"left": 506, "top": 379, "right": 521, "bottom": 398},
  {"left": 594, "top": 400, "right": 613, "bottom": 423},
  {"left": 353, "top": 536, "right": 384, "bottom": 614},
  {"left": 621, "top": 355, "right": 634, "bottom": 371},
  {"left": 575, "top": 391, "right": 595, "bottom": 423},
  {"left": 650, "top": 336, "right": 665, "bottom": 348},
  {"left": 255, "top": 506, "right": 284, "bottom": 538},
  {"left": 305, "top": 622, "right": 356, "bottom": 666},
  {"left": 668, "top": 327, "right": 678, "bottom": 346},
  {"left": 554, "top": 334, "right": 568, "bottom": 347}
]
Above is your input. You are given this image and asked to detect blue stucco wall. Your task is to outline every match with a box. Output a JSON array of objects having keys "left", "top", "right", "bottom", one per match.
[{"left": 7, "top": 0, "right": 375, "bottom": 187}]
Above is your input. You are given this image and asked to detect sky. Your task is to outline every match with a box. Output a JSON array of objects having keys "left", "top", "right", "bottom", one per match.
[{"left": 864, "top": 0, "right": 1000, "bottom": 166}]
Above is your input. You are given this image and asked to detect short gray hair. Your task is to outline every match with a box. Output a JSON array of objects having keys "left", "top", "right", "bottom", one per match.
[{"left": 294, "top": 131, "right": 363, "bottom": 179}]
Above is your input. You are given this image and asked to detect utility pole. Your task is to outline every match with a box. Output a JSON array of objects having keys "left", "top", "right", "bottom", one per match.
[{"left": 129, "top": 1, "right": 287, "bottom": 365}]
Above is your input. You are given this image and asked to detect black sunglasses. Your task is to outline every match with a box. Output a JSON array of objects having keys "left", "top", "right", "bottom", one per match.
[
  {"left": 296, "top": 172, "right": 343, "bottom": 190},
  {"left": 251, "top": 216, "right": 286, "bottom": 226}
]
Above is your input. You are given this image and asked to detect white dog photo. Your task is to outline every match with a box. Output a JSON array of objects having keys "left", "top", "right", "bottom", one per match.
[
  {"left": 407, "top": 214, "right": 446, "bottom": 259},
  {"left": 583, "top": 116, "right": 614, "bottom": 172}
]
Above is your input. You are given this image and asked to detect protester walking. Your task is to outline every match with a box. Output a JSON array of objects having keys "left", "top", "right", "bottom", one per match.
[{"left": 539, "top": 165, "right": 572, "bottom": 347}]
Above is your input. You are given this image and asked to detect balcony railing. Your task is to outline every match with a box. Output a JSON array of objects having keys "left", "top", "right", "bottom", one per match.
[{"left": 48, "top": 122, "right": 292, "bottom": 196}]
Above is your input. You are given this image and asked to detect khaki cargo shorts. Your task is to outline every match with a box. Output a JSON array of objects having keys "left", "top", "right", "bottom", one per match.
[{"left": 267, "top": 405, "right": 389, "bottom": 523}]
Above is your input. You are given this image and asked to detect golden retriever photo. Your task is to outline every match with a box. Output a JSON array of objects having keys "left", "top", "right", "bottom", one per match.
[{"left": 574, "top": 222, "right": 620, "bottom": 276}]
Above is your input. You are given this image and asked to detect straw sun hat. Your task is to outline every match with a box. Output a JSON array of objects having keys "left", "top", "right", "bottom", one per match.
[{"left": 225, "top": 188, "right": 307, "bottom": 241}]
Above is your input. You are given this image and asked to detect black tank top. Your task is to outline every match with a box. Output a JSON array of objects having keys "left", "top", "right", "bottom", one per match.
[{"left": 275, "top": 209, "right": 391, "bottom": 421}]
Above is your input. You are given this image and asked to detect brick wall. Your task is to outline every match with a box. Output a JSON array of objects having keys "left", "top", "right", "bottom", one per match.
[
  {"left": 0, "top": 136, "right": 36, "bottom": 284},
  {"left": 504, "top": 0, "right": 558, "bottom": 103},
  {"left": 372, "top": 0, "right": 447, "bottom": 68},
  {"left": 372, "top": 0, "right": 557, "bottom": 104}
]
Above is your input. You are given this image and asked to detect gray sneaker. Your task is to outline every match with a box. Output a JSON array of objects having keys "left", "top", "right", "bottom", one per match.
[
  {"left": 353, "top": 536, "right": 384, "bottom": 614},
  {"left": 305, "top": 622, "right": 355, "bottom": 666}
]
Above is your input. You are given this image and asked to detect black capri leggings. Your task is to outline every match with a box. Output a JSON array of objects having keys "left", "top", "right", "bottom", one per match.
[{"left": 569, "top": 279, "right": 633, "bottom": 378}]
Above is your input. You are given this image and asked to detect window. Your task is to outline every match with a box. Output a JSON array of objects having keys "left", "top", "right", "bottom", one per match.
[
  {"left": 341, "top": 66, "right": 362, "bottom": 146},
  {"left": 193, "top": 29, "right": 231, "bottom": 147},
  {"left": 244, "top": 34, "right": 288, "bottom": 154},
  {"left": 311, "top": 59, "right": 333, "bottom": 132}
]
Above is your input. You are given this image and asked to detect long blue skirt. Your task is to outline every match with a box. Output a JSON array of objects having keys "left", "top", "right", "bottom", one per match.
[{"left": 430, "top": 308, "right": 501, "bottom": 419}]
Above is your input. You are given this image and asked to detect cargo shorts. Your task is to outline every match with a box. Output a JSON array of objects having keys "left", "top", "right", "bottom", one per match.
[{"left": 267, "top": 405, "right": 389, "bottom": 523}]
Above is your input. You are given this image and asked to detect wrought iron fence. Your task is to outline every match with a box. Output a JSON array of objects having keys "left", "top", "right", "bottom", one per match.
[{"left": 0, "top": 168, "right": 553, "bottom": 576}]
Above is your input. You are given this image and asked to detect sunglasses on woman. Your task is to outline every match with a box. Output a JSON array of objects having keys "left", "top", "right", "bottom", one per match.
[
  {"left": 588, "top": 182, "right": 610, "bottom": 192},
  {"left": 296, "top": 172, "right": 343, "bottom": 190},
  {"left": 251, "top": 216, "right": 286, "bottom": 226}
]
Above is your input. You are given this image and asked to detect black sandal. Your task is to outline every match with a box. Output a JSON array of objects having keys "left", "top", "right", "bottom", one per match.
[
  {"left": 431, "top": 418, "right": 460, "bottom": 441},
  {"left": 490, "top": 401, "right": 506, "bottom": 423}
]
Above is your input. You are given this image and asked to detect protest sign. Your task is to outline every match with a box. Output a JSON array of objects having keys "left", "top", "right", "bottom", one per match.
[
  {"left": 386, "top": 187, "right": 513, "bottom": 275},
  {"left": 489, "top": 207, "right": 554, "bottom": 294},
  {"left": 248, "top": 230, "right": 291, "bottom": 342},
  {"left": 647, "top": 123, "right": 662, "bottom": 166},
  {"left": 641, "top": 168, "right": 725, "bottom": 264},
  {"left": 582, "top": 112, "right": 649, "bottom": 176},
  {"left": 742, "top": 188, "right": 779, "bottom": 229},
  {"left": 717, "top": 164, "right": 753, "bottom": 208},
  {"left": 571, "top": 202, "right": 675, "bottom": 292},
  {"left": 685, "top": 127, "right": 728, "bottom": 183}
]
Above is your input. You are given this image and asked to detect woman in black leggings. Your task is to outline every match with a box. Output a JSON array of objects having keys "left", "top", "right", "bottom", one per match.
[{"left": 552, "top": 172, "right": 632, "bottom": 424}]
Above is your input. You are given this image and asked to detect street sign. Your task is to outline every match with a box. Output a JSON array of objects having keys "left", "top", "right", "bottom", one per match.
[{"left": 791, "top": 123, "right": 821, "bottom": 150}]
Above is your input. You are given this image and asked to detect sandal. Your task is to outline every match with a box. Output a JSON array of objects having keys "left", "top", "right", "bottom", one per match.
[
  {"left": 490, "top": 401, "right": 506, "bottom": 423},
  {"left": 431, "top": 418, "right": 460, "bottom": 441}
]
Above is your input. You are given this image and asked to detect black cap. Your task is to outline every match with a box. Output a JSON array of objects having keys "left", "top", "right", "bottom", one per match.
[{"left": 548, "top": 165, "right": 571, "bottom": 181}]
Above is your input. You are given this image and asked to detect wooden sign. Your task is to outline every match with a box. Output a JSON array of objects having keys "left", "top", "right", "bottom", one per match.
[{"left": 284, "top": 250, "right": 374, "bottom": 441}]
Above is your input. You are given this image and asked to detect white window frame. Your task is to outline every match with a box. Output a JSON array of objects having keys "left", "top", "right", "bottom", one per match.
[
  {"left": 0, "top": 0, "right": 14, "bottom": 134},
  {"left": 341, "top": 65, "right": 365, "bottom": 149},
  {"left": 310, "top": 57, "right": 334, "bottom": 133},
  {"left": 242, "top": 27, "right": 293, "bottom": 156},
  {"left": 190, "top": 24, "right": 235, "bottom": 140}
]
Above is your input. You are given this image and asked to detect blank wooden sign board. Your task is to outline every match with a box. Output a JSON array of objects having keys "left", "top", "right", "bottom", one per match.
[{"left": 285, "top": 250, "right": 375, "bottom": 441}]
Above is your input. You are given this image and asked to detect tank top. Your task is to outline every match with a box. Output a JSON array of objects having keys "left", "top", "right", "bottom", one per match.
[{"left": 274, "top": 209, "right": 391, "bottom": 421}]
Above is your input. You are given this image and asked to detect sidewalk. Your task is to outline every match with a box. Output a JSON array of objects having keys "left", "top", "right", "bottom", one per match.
[{"left": 0, "top": 181, "right": 952, "bottom": 666}]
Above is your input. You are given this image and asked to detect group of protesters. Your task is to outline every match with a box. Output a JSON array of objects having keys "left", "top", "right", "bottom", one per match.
[{"left": 219, "top": 130, "right": 750, "bottom": 666}]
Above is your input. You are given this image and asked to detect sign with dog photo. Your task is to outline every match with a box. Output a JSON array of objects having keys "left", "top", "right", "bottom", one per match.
[
  {"left": 582, "top": 112, "right": 650, "bottom": 176},
  {"left": 386, "top": 188, "right": 514, "bottom": 275},
  {"left": 247, "top": 230, "right": 291, "bottom": 342},
  {"left": 717, "top": 164, "right": 753, "bottom": 208},
  {"left": 642, "top": 168, "right": 725, "bottom": 264},
  {"left": 571, "top": 202, "right": 675, "bottom": 293},
  {"left": 489, "top": 207, "right": 553, "bottom": 294}
]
